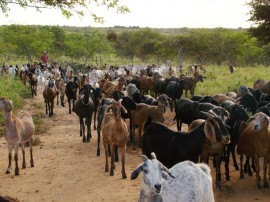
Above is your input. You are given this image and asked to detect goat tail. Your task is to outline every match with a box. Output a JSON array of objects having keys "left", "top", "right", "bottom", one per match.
[
  {"left": 143, "top": 116, "right": 153, "bottom": 131},
  {"left": 197, "top": 163, "right": 211, "bottom": 177}
]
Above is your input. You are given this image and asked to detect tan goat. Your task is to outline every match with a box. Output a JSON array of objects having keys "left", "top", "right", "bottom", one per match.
[
  {"left": 131, "top": 96, "right": 168, "bottom": 149},
  {"left": 0, "top": 98, "right": 35, "bottom": 176},
  {"left": 237, "top": 112, "right": 270, "bottom": 189},
  {"left": 101, "top": 99, "right": 128, "bottom": 178},
  {"left": 101, "top": 77, "right": 126, "bottom": 98}
]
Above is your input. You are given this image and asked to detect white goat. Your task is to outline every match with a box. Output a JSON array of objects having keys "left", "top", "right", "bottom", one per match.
[
  {"left": 0, "top": 98, "right": 35, "bottom": 175},
  {"left": 131, "top": 153, "right": 214, "bottom": 202}
]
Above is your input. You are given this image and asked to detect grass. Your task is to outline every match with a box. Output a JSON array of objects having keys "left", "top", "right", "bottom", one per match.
[{"left": 192, "top": 65, "right": 270, "bottom": 97}]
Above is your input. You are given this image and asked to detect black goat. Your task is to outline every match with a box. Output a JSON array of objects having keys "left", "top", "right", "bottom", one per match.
[
  {"left": 224, "top": 104, "right": 249, "bottom": 180},
  {"left": 142, "top": 112, "right": 230, "bottom": 188},
  {"left": 238, "top": 92, "right": 270, "bottom": 115},
  {"left": 166, "top": 80, "right": 185, "bottom": 112},
  {"left": 191, "top": 95, "right": 219, "bottom": 105},
  {"left": 65, "top": 80, "right": 78, "bottom": 114},
  {"left": 91, "top": 87, "right": 106, "bottom": 130},
  {"left": 74, "top": 84, "right": 95, "bottom": 142},
  {"left": 175, "top": 98, "right": 229, "bottom": 131}
]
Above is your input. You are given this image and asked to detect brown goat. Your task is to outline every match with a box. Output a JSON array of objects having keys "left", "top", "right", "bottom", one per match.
[
  {"left": 212, "top": 94, "right": 236, "bottom": 105},
  {"left": 0, "top": 195, "right": 19, "bottom": 202},
  {"left": 237, "top": 112, "right": 270, "bottom": 189},
  {"left": 0, "top": 98, "right": 35, "bottom": 176},
  {"left": 180, "top": 74, "right": 204, "bottom": 97},
  {"left": 101, "top": 99, "right": 128, "bottom": 178},
  {"left": 43, "top": 81, "right": 57, "bottom": 117},
  {"left": 138, "top": 73, "right": 160, "bottom": 95},
  {"left": 253, "top": 79, "right": 270, "bottom": 94}
]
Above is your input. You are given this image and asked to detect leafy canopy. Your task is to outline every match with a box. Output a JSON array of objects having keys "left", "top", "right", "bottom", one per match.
[
  {"left": 0, "top": 0, "right": 129, "bottom": 23},
  {"left": 248, "top": 0, "right": 270, "bottom": 43}
]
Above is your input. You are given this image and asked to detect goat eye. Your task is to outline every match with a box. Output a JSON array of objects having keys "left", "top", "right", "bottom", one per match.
[{"left": 143, "top": 169, "right": 148, "bottom": 174}]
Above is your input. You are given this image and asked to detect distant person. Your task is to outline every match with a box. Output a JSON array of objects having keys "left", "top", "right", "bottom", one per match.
[{"left": 41, "top": 51, "right": 49, "bottom": 64}]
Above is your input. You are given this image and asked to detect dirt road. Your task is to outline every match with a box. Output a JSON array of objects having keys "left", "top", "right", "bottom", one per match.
[{"left": 0, "top": 94, "right": 270, "bottom": 202}]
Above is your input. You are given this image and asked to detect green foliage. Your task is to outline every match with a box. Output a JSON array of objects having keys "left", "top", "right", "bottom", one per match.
[
  {"left": 0, "top": 25, "right": 270, "bottom": 66},
  {"left": 0, "top": 0, "right": 129, "bottom": 22},
  {"left": 248, "top": 0, "right": 270, "bottom": 43}
]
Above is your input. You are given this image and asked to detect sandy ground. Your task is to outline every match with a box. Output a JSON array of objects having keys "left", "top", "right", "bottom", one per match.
[{"left": 0, "top": 93, "right": 270, "bottom": 202}]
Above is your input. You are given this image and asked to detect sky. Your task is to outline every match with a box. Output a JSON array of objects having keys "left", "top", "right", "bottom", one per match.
[{"left": 0, "top": 0, "right": 254, "bottom": 28}]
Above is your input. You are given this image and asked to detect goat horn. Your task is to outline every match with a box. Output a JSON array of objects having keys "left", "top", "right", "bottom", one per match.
[
  {"left": 160, "top": 163, "right": 175, "bottom": 178},
  {"left": 141, "top": 155, "right": 148, "bottom": 162},
  {"left": 151, "top": 152, "right": 157, "bottom": 159}
]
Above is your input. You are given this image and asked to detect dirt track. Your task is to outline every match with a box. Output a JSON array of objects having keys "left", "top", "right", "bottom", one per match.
[{"left": 0, "top": 94, "right": 270, "bottom": 202}]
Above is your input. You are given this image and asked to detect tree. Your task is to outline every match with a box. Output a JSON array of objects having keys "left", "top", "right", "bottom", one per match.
[
  {"left": 248, "top": 0, "right": 270, "bottom": 43},
  {"left": 1, "top": 0, "right": 129, "bottom": 22}
]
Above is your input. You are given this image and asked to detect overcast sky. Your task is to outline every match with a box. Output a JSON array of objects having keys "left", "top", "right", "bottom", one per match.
[{"left": 0, "top": 0, "right": 253, "bottom": 28}]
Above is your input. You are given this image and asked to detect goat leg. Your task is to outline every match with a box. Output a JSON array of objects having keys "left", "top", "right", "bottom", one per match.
[
  {"left": 114, "top": 146, "right": 119, "bottom": 162},
  {"left": 104, "top": 143, "right": 109, "bottom": 172},
  {"left": 30, "top": 138, "right": 34, "bottom": 167},
  {"left": 225, "top": 146, "right": 230, "bottom": 181},
  {"left": 121, "top": 146, "right": 127, "bottom": 179},
  {"left": 263, "top": 156, "right": 269, "bottom": 188},
  {"left": 97, "top": 130, "right": 101, "bottom": 156},
  {"left": 215, "top": 155, "right": 222, "bottom": 189},
  {"left": 240, "top": 154, "right": 244, "bottom": 179},
  {"left": 231, "top": 144, "right": 239, "bottom": 171},
  {"left": 60, "top": 96, "right": 65, "bottom": 107},
  {"left": 254, "top": 156, "right": 261, "bottom": 189},
  {"left": 14, "top": 145, "right": 19, "bottom": 176},
  {"left": 21, "top": 144, "right": 26, "bottom": 169},
  {"left": 6, "top": 145, "right": 12, "bottom": 174},
  {"left": 110, "top": 145, "right": 115, "bottom": 176}
]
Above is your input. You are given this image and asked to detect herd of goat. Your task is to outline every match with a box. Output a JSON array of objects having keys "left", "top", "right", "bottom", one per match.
[{"left": 1, "top": 63, "right": 270, "bottom": 201}]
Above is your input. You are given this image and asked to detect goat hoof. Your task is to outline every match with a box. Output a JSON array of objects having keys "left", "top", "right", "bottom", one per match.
[
  {"left": 97, "top": 150, "right": 100, "bottom": 156},
  {"left": 248, "top": 171, "right": 253, "bottom": 176},
  {"left": 263, "top": 183, "right": 269, "bottom": 188},
  {"left": 22, "top": 164, "right": 26, "bottom": 169},
  {"left": 15, "top": 169, "right": 19, "bottom": 176},
  {"left": 234, "top": 165, "right": 239, "bottom": 171},
  {"left": 110, "top": 167, "right": 114, "bottom": 176},
  {"left": 122, "top": 172, "right": 127, "bottom": 179},
  {"left": 105, "top": 166, "right": 109, "bottom": 172},
  {"left": 114, "top": 157, "right": 119, "bottom": 162},
  {"left": 256, "top": 184, "right": 261, "bottom": 189},
  {"left": 94, "top": 126, "right": 97, "bottom": 130},
  {"left": 6, "top": 170, "right": 10, "bottom": 174}
]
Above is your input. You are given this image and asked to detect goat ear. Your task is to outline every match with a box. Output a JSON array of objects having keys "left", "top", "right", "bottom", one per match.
[
  {"left": 131, "top": 164, "right": 143, "bottom": 180},
  {"left": 204, "top": 120, "right": 217, "bottom": 143},
  {"left": 121, "top": 106, "right": 128, "bottom": 114},
  {"left": 5, "top": 100, "right": 13, "bottom": 112},
  {"left": 246, "top": 116, "right": 255, "bottom": 124},
  {"left": 105, "top": 105, "right": 112, "bottom": 113}
]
